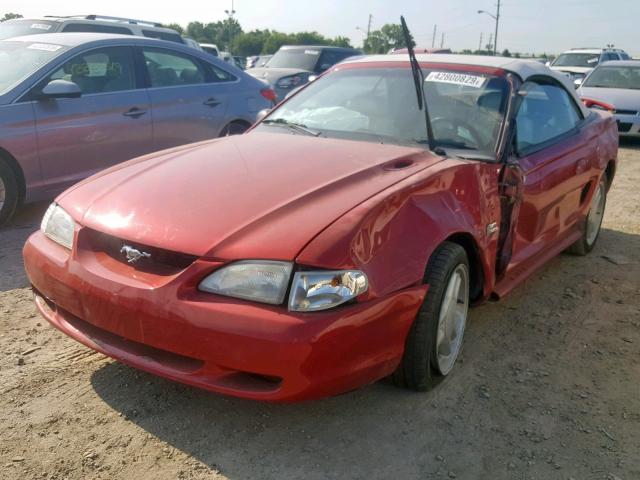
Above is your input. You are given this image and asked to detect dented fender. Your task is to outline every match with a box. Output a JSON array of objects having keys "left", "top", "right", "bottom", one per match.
[{"left": 296, "top": 159, "right": 503, "bottom": 300}]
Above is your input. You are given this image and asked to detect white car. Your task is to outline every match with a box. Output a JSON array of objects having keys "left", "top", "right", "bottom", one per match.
[
  {"left": 550, "top": 48, "right": 630, "bottom": 85},
  {"left": 0, "top": 15, "right": 184, "bottom": 44},
  {"left": 200, "top": 43, "right": 220, "bottom": 57}
]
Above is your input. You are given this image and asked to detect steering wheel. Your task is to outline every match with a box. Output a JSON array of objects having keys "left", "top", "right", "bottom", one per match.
[{"left": 430, "top": 117, "right": 483, "bottom": 149}]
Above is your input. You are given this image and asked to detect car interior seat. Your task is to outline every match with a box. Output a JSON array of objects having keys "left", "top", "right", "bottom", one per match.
[
  {"left": 103, "top": 59, "right": 132, "bottom": 92},
  {"left": 180, "top": 68, "right": 204, "bottom": 84}
]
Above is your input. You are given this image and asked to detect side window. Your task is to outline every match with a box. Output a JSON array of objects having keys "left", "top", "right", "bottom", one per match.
[
  {"left": 515, "top": 81, "right": 582, "bottom": 154},
  {"left": 44, "top": 46, "right": 136, "bottom": 95},
  {"left": 317, "top": 50, "right": 344, "bottom": 72},
  {"left": 204, "top": 63, "right": 237, "bottom": 82},
  {"left": 142, "top": 30, "right": 183, "bottom": 44},
  {"left": 604, "top": 53, "right": 618, "bottom": 61},
  {"left": 143, "top": 49, "right": 207, "bottom": 87},
  {"left": 61, "top": 23, "right": 133, "bottom": 35}
]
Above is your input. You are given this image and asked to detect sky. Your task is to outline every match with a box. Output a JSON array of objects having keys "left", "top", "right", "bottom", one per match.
[{"left": 2, "top": 0, "right": 639, "bottom": 56}]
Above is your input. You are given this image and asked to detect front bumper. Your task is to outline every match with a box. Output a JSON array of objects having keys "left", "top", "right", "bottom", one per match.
[
  {"left": 614, "top": 113, "right": 640, "bottom": 137},
  {"left": 24, "top": 230, "right": 426, "bottom": 402}
]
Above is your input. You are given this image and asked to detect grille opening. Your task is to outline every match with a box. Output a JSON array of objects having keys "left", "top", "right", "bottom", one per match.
[
  {"left": 216, "top": 371, "right": 283, "bottom": 393},
  {"left": 615, "top": 109, "right": 637, "bottom": 115},
  {"left": 83, "top": 229, "right": 198, "bottom": 275},
  {"left": 617, "top": 122, "right": 632, "bottom": 133}
]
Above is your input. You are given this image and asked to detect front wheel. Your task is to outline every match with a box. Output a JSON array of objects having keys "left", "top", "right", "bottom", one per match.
[
  {"left": 567, "top": 174, "right": 607, "bottom": 256},
  {"left": 393, "top": 242, "right": 470, "bottom": 391}
]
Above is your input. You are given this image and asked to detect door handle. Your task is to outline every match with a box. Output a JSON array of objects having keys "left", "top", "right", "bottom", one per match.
[
  {"left": 203, "top": 97, "right": 221, "bottom": 107},
  {"left": 123, "top": 107, "right": 147, "bottom": 118}
]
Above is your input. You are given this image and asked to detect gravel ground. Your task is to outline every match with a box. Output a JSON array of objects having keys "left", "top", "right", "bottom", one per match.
[{"left": 1, "top": 140, "right": 639, "bottom": 480}]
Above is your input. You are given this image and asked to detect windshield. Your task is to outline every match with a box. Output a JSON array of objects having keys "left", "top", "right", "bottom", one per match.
[
  {"left": 583, "top": 66, "right": 640, "bottom": 90},
  {"left": 0, "top": 20, "right": 58, "bottom": 40},
  {"left": 0, "top": 40, "right": 68, "bottom": 95},
  {"left": 553, "top": 53, "right": 600, "bottom": 68},
  {"left": 261, "top": 67, "right": 509, "bottom": 154},
  {"left": 267, "top": 48, "right": 320, "bottom": 71}
]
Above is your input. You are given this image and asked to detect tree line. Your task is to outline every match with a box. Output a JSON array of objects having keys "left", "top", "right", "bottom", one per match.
[
  {"left": 2, "top": 12, "right": 552, "bottom": 59},
  {"left": 165, "top": 19, "right": 416, "bottom": 55},
  {"left": 165, "top": 19, "right": 353, "bottom": 56}
]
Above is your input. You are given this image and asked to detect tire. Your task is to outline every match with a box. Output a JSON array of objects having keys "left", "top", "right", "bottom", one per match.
[
  {"left": 219, "top": 121, "right": 249, "bottom": 137},
  {"left": 0, "top": 159, "right": 19, "bottom": 228},
  {"left": 566, "top": 174, "right": 607, "bottom": 256},
  {"left": 393, "top": 241, "right": 470, "bottom": 391}
]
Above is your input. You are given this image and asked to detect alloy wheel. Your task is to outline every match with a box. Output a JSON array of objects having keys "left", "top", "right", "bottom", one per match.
[
  {"left": 435, "top": 264, "right": 470, "bottom": 375},
  {"left": 586, "top": 181, "right": 606, "bottom": 246}
]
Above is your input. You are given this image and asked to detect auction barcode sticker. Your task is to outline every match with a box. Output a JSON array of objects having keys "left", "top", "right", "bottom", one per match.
[
  {"left": 425, "top": 71, "right": 486, "bottom": 88},
  {"left": 27, "top": 43, "right": 62, "bottom": 52}
]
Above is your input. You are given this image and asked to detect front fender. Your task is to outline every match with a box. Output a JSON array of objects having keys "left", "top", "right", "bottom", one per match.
[{"left": 296, "top": 160, "right": 502, "bottom": 300}]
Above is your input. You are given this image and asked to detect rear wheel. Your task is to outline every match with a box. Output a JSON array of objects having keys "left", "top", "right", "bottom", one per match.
[
  {"left": 220, "top": 121, "right": 250, "bottom": 137},
  {"left": 567, "top": 174, "right": 607, "bottom": 256},
  {"left": 0, "top": 160, "right": 19, "bottom": 227},
  {"left": 393, "top": 242, "right": 470, "bottom": 391}
]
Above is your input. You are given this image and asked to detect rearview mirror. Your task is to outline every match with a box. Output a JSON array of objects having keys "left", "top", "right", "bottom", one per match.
[
  {"left": 40, "top": 79, "right": 81, "bottom": 99},
  {"left": 318, "top": 63, "right": 331, "bottom": 72},
  {"left": 256, "top": 109, "right": 270, "bottom": 123}
]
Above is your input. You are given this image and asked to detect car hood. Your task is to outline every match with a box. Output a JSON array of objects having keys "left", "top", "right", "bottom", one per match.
[
  {"left": 550, "top": 66, "right": 593, "bottom": 75},
  {"left": 58, "top": 132, "right": 442, "bottom": 260},
  {"left": 248, "top": 67, "right": 311, "bottom": 84},
  {"left": 578, "top": 86, "right": 640, "bottom": 111}
]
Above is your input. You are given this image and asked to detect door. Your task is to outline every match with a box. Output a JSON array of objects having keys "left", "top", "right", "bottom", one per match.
[
  {"left": 140, "top": 47, "right": 234, "bottom": 150},
  {"left": 32, "top": 46, "right": 152, "bottom": 192},
  {"left": 496, "top": 77, "right": 595, "bottom": 279}
]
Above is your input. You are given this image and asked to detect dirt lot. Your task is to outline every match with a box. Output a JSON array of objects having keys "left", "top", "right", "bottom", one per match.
[{"left": 1, "top": 141, "right": 639, "bottom": 480}]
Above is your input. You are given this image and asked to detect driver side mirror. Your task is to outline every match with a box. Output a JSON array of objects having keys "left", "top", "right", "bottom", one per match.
[
  {"left": 40, "top": 79, "right": 82, "bottom": 99},
  {"left": 573, "top": 77, "right": 584, "bottom": 89}
]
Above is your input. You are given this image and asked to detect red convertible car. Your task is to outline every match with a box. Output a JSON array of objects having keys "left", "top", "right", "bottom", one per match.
[{"left": 24, "top": 54, "right": 618, "bottom": 402}]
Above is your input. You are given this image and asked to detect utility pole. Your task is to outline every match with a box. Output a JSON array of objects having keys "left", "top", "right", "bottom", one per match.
[
  {"left": 356, "top": 14, "right": 373, "bottom": 50},
  {"left": 488, "top": 33, "right": 493, "bottom": 53},
  {"left": 440, "top": 32, "right": 444, "bottom": 49},
  {"left": 431, "top": 24, "right": 437, "bottom": 48},
  {"left": 478, "top": 32, "right": 483, "bottom": 51},
  {"left": 224, "top": 0, "right": 237, "bottom": 51},
  {"left": 494, "top": 0, "right": 501, "bottom": 55},
  {"left": 478, "top": 0, "right": 501, "bottom": 55}
]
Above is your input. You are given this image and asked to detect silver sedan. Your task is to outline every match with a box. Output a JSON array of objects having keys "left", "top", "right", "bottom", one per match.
[{"left": 578, "top": 60, "right": 640, "bottom": 137}]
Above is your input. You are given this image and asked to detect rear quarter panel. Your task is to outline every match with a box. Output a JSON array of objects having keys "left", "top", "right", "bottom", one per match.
[{"left": 296, "top": 159, "right": 502, "bottom": 300}]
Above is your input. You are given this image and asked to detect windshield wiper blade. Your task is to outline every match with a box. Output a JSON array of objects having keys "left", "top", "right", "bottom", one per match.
[
  {"left": 400, "top": 16, "right": 436, "bottom": 153},
  {"left": 262, "top": 118, "right": 321, "bottom": 137}
]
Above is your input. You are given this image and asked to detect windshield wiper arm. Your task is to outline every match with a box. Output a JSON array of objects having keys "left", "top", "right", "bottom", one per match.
[
  {"left": 262, "top": 118, "right": 321, "bottom": 137},
  {"left": 400, "top": 16, "right": 437, "bottom": 153}
]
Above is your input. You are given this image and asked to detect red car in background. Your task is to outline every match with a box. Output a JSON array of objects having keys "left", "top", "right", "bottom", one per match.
[{"left": 24, "top": 54, "right": 618, "bottom": 402}]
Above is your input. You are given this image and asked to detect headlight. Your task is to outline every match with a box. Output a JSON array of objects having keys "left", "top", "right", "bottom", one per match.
[
  {"left": 289, "top": 270, "right": 368, "bottom": 312},
  {"left": 41, "top": 203, "right": 75, "bottom": 249},
  {"left": 199, "top": 260, "right": 293, "bottom": 305}
]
